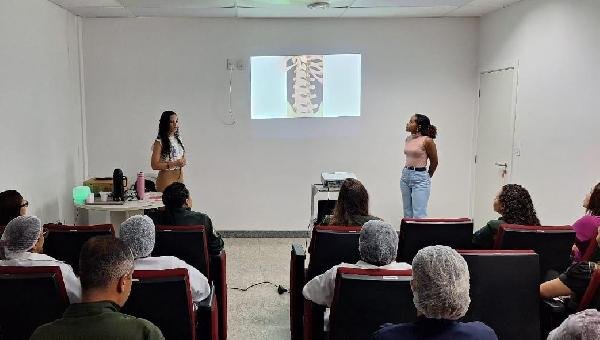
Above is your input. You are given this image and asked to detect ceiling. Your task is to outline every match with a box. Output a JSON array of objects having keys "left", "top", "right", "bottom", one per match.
[{"left": 48, "top": 0, "right": 523, "bottom": 18}]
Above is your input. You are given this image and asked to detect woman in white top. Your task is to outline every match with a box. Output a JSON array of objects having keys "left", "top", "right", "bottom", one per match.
[
  {"left": 151, "top": 111, "right": 186, "bottom": 192},
  {"left": 0, "top": 216, "right": 81, "bottom": 303},
  {"left": 119, "top": 215, "right": 210, "bottom": 303}
]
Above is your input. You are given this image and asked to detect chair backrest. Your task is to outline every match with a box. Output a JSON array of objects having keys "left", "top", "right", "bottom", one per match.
[
  {"left": 153, "top": 225, "right": 210, "bottom": 279},
  {"left": 582, "top": 237, "right": 599, "bottom": 261},
  {"left": 458, "top": 250, "right": 540, "bottom": 340},
  {"left": 122, "top": 269, "right": 195, "bottom": 340},
  {"left": 329, "top": 267, "right": 416, "bottom": 340},
  {"left": 494, "top": 224, "right": 575, "bottom": 280},
  {"left": 398, "top": 218, "right": 473, "bottom": 263},
  {"left": 578, "top": 267, "right": 600, "bottom": 311},
  {"left": 0, "top": 266, "right": 69, "bottom": 340},
  {"left": 307, "top": 225, "right": 362, "bottom": 279},
  {"left": 43, "top": 223, "right": 114, "bottom": 274}
]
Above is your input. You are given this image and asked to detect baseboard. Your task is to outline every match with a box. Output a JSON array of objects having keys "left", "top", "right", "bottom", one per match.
[{"left": 220, "top": 230, "right": 309, "bottom": 238}]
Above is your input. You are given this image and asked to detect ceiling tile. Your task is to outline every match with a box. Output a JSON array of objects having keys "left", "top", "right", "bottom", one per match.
[
  {"left": 343, "top": 6, "right": 456, "bottom": 17},
  {"left": 121, "top": 0, "right": 235, "bottom": 8},
  {"left": 237, "top": 7, "right": 346, "bottom": 17},
  {"left": 445, "top": 4, "right": 497, "bottom": 16},
  {"left": 237, "top": 0, "right": 353, "bottom": 7},
  {"left": 48, "top": 0, "right": 122, "bottom": 7},
  {"left": 130, "top": 7, "right": 236, "bottom": 16},
  {"left": 350, "top": 0, "right": 470, "bottom": 7},
  {"left": 69, "top": 6, "right": 134, "bottom": 17}
]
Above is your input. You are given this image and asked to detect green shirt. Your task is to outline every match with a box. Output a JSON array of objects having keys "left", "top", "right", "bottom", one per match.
[
  {"left": 472, "top": 219, "right": 503, "bottom": 249},
  {"left": 30, "top": 301, "right": 164, "bottom": 340}
]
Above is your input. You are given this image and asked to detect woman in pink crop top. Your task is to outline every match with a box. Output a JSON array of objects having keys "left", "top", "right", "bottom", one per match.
[
  {"left": 571, "top": 183, "right": 600, "bottom": 261},
  {"left": 400, "top": 114, "right": 438, "bottom": 218}
]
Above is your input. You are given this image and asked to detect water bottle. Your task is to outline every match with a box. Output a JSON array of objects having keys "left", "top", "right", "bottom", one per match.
[{"left": 136, "top": 172, "right": 145, "bottom": 200}]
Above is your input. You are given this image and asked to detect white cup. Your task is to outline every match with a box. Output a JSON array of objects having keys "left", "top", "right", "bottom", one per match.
[
  {"left": 86, "top": 193, "right": 94, "bottom": 204},
  {"left": 99, "top": 192, "right": 109, "bottom": 202}
]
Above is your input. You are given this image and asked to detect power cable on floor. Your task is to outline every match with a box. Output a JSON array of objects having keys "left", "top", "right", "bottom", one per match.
[{"left": 229, "top": 281, "right": 288, "bottom": 294}]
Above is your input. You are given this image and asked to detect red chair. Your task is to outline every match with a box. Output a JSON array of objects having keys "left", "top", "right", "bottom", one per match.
[
  {"left": 0, "top": 266, "right": 69, "bottom": 340},
  {"left": 578, "top": 267, "right": 600, "bottom": 311},
  {"left": 154, "top": 225, "right": 227, "bottom": 340},
  {"left": 458, "top": 250, "right": 540, "bottom": 340},
  {"left": 398, "top": 218, "right": 473, "bottom": 262},
  {"left": 121, "top": 269, "right": 219, "bottom": 340},
  {"left": 290, "top": 225, "right": 362, "bottom": 340},
  {"left": 43, "top": 223, "right": 115, "bottom": 274},
  {"left": 304, "top": 267, "right": 414, "bottom": 340},
  {"left": 494, "top": 224, "right": 575, "bottom": 281},
  {"left": 581, "top": 236, "right": 599, "bottom": 261}
]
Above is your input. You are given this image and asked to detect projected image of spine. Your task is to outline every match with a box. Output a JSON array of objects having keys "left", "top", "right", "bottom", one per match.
[{"left": 284, "top": 55, "right": 324, "bottom": 118}]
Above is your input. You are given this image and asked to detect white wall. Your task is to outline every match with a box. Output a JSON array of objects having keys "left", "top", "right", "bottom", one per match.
[
  {"left": 480, "top": 0, "right": 600, "bottom": 225},
  {"left": 0, "top": 0, "right": 84, "bottom": 224},
  {"left": 82, "top": 18, "right": 480, "bottom": 230}
]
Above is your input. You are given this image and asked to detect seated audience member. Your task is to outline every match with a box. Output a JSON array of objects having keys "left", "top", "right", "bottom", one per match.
[
  {"left": 321, "top": 178, "right": 381, "bottom": 226},
  {"left": 0, "top": 216, "right": 81, "bottom": 303},
  {"left": 570, "top": 183, "right": 600, "bottom": 261},
  {"left": 539, "top": 260, "right": 598, "bottom": 311},
  {"left": 148, "top": 182, "right": 224, "bottom": 255},
  {"left": 119, "top": 215, "right": 210, "bottom": 303},
  {"left": 303, "top": 220, "right": 411, "bottom": 309},
  {"left": 374, "top": 246, "right": 497, "bottom": 340},
  {"left": 473, "top": 184, "right": 540, "bottom": 249},
  {"left": 31, "top": 236, "right": 164, "bottom": 340},
  {"left": 547, "top": 309, "right": 600, "bottom": 340},
  {"left": 0, "top": 190, "right": 28, "bottom": 226}
]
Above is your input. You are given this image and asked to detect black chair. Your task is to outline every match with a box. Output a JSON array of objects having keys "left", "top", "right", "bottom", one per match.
[
  {"left": 0, "top": 266, "right": 69, "bottom": 340},
  {"left": 153, "top": 225, "right": 228, "bottom": 340},
  {"left": 398, "top": 218, "right": 474, "bottom": 263},
  {"left": 458, "top": 250, "right": 540, "bottom": 340},
  {"left": 122, "top": 269, "right": 219, "bottom": 340},
  {"left": 328, "top": 267, "right": 415, "bottom": 340},
  {"left": 290, "top": 225, "right": 362, "bottom": 340},
  {"left": 43, "top": 223, "right": 114, "bottom": 274},
  {"left": 494, "top": 224, "right": 575, "bottom": 281}
]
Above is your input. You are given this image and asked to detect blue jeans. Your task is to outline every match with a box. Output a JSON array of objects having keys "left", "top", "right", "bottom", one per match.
[{"left": 400, "top": 168, "right": 431, "bottom": 218}]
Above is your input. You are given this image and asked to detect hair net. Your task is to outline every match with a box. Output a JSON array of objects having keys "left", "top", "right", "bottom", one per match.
[
  {"left": 119, "top": 215, "right": 155, "bottom": 259},
  {"left": 358, "top": 220, "right": 399, "bottom": 266},
  {"left": 547, "top": 309, "right": 600, "bottom": 340},
  {"left": 1, "top": 216, "right": 42, "bottom": 254},
  {"left": 411, "top": 245, "right": 470, "bottom": 320}
]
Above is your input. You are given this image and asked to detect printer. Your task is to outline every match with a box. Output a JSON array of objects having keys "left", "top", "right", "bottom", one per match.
[{"left": 320, "top": 172, "right": 357, "bottom": 189}]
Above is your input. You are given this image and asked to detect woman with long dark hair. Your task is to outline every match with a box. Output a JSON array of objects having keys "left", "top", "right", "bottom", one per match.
[
  {"left": 322, "top": 178, "right": 381, "bottom": 226},
  {"left": 400, "top": 113, "right": 438, "bottom": 218},
  {"left": 151, "top": 111, "right": 186, "bottom": 192},
  {"left": 0, "top": 190, "right": 28, "bottom": 226},
  {"left": 473, "top": 184, "right": 541, "bottom": 248},
  {"left": 570, "top": 183, "right": 600, "bottom": 261}
]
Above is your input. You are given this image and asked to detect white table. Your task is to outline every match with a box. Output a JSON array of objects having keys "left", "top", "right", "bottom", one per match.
[{"left": 75, "top": 200, "right": 164, "bottom": 235}]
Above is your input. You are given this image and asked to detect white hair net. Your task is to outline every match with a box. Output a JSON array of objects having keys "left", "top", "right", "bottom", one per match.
[
  {"left": 1, "top": 216, "right": 42, "bottom": 254},
  {"left": 547, "top": 309, "right": 600, "bottom": 340},
  {"left": 119, "top": 215, "right": 155, "bottom": 259},
  {"left": 359, "top": 220, "right": 399, "bottom": 266},
  {"left": 411, "top": 245, "right": 470, "bottom": 320}
]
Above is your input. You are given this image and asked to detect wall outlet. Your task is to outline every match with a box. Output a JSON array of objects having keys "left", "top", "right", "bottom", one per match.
[{"left": 226, "top": 58, "right": 245, "bottom": 71}]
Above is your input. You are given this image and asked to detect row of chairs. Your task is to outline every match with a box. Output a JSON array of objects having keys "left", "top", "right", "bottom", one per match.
[
  {"left": 290, "top": 218, "right": 580, "bottom": 340},
  {"left": 0, "top": 223, "right": 227, "bottom": 340}
]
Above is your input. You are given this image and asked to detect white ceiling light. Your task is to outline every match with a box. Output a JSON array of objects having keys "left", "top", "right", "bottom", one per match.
[{"left": 307, "top": 1, "right": 331, "bottom": 9}]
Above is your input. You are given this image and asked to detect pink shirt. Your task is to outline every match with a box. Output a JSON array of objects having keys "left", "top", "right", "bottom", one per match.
[
  {"left": 571, "top": 215, "right": 600, "bottom": 261},
  {"left": 404, "top": 135, "right": 428, "bottom": 168}
]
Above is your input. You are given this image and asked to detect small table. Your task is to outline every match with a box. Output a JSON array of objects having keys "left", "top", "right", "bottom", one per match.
[
  {"left": 310, "top": 184, "right": 340, "bottom": 225},
  {"left": 76, "top": 200, "right": 164, "bottom": 235}
]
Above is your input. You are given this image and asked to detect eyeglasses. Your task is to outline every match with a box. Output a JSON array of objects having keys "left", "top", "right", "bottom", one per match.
[
  {"left": 20, "top": 200, "right": 29, "bottom": 208},
  {"left": 42, "top": 228, "right": 49, "bottom": 238}
]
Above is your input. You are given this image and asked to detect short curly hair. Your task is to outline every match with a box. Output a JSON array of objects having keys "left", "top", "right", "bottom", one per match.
[
  {"left": 162, "top": 182, "right": 189, "bottom": 210},
  {"left": 498, "top": 184, "right": 540, "bottom": 226}
]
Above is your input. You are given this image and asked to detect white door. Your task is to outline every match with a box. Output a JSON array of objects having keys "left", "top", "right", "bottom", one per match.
[{"left": 473, "top": 68, "right": 517, "bottom": 228}]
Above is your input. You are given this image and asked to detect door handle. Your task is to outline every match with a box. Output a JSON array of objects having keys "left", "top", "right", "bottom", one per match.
[{"left": 494, "top": 162, "right": 508, "bottom": 168}]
